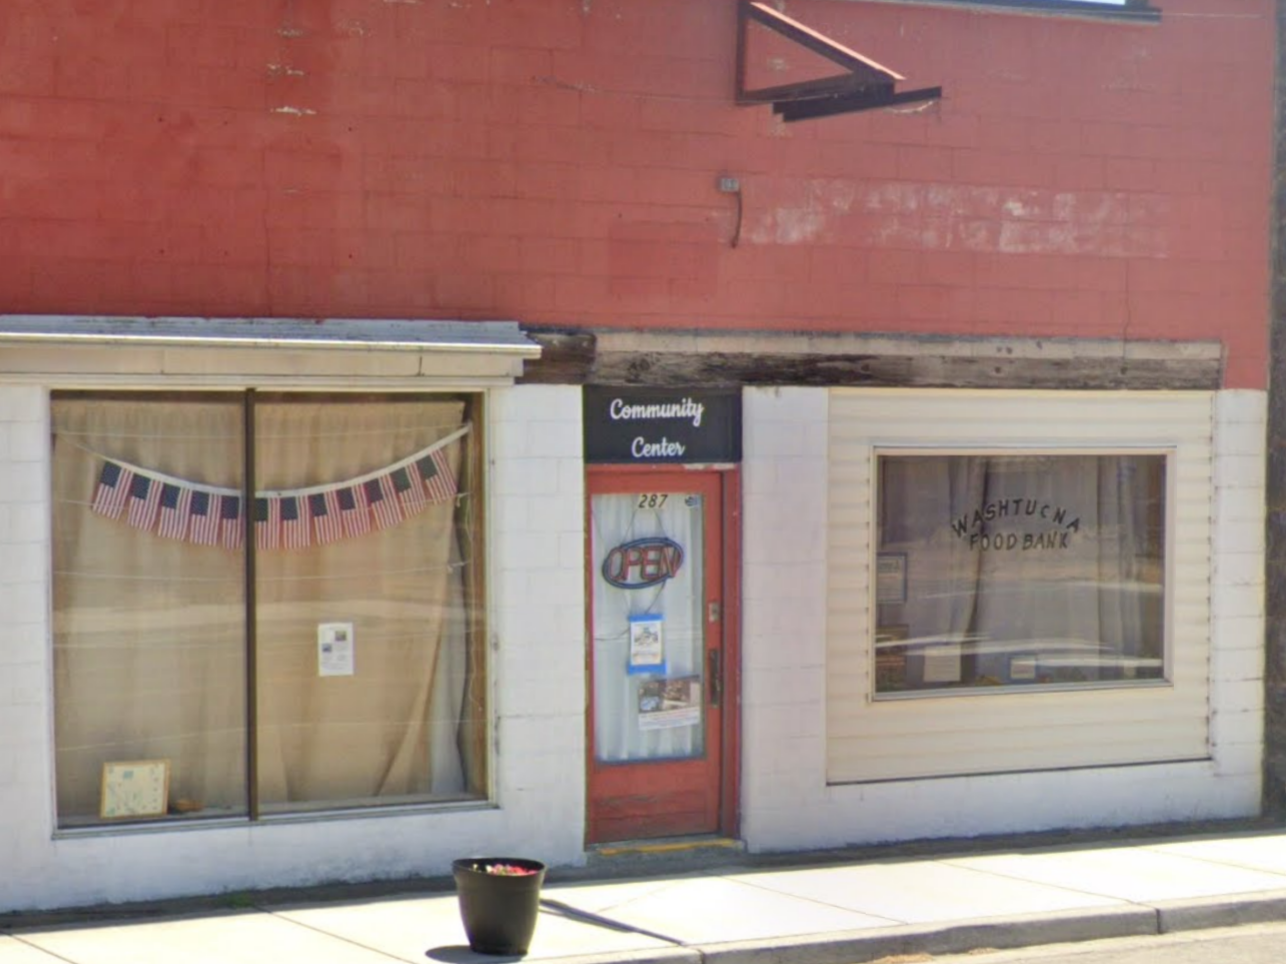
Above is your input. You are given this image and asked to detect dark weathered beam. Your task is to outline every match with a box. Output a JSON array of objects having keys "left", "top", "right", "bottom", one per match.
[
  {"left": 518, "top": 329, "right": 596, "bottom": 384},
  {"left": 518, "top": 329, "right": 1223, "bottom": 392},
  {"left": 586, "top": 351, "right": 1220, "bottom": 391}
]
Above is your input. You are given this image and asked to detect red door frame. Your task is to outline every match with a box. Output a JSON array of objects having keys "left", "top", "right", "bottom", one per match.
[{"left": 584, "top": 464, "right": 741, "bottom": 844}]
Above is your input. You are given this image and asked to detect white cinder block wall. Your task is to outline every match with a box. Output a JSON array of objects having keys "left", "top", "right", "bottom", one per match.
[
  {"left": 0, "top": 387, "right": 55, "bottom": 890},
  {"left": 488, "top": 385, "right": 588, "bottom": 853},
  {"left": 739, "top": 387, "right": 1264, "bottom": 853},
  {"left": 740, "top": 387, "right": 832, "bottom": 848},
  {"left": 0, "top": 380, "right": 1264, "bottom": 908},
  {"left": 1209, "top": 391, "right": 1267, "bottom": 784},
  {"left": 0, "top": 383, "right": 587, "bottom": 913}
]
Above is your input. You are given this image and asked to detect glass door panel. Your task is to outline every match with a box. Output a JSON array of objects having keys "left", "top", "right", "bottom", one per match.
[{"left": 591, "top": 490, "right": 706, "bottom": 763}]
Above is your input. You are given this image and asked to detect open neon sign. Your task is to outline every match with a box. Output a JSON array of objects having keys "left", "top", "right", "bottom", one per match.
[{"left": 601, "top": 538, "right": 684, "bottom": 589}]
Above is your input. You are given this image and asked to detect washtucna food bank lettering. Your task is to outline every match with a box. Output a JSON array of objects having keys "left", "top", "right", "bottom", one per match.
[
  {"left": 968, "top": 530, "right": 1074, "bottom": 551},
  {"left": 952, "top": 497, "right": 1082, "bottom": 552}
]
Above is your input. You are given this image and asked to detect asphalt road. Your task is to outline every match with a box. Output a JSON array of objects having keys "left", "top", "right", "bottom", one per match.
[{"left": 924, "top": 922, "right": 1286, "bottom": 964}]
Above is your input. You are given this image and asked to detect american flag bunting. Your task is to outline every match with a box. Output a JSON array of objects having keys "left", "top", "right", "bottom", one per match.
[
  {"left": 391, "top": 466, "right": 425, "bottom": 515},
  {"left": 335, "top": 486, "right": 368, "bottom": 538},
  {"left": 309, "top": 491, "right": 343, "bottom": 545},
  {"left": 221, "top": 495, "right": 244, "bottom": 550},
  {"left": 281, "top": 496, "right": 310, "bottom": 549},
  {"left": 91, "top": 461, "right": 134, "bottom": 520},
  {"left": 157, "top": 483, "right": 192, "bottom": 541},
  {"left": 84, "top": 428, "right": 466, "bottom": 551},
  {"left": 188, "top": 490, "right": 219, "bottom": 545},
  {"left": 417, "top": 448, "right": 457, "bottom": 504},
  {"left": 126, "top": 475, "right": 163, "bottom": 530},
  {"left": 255, "top": 497, "right": 281, "bottom": 551},
  {"left": 366, "top": 476, "right": 403, "bottom": 530}
]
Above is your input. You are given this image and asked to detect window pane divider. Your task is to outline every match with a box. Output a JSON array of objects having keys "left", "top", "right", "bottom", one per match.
[{"left": 243, "top": 390, "right": 259, "bottom": 821}]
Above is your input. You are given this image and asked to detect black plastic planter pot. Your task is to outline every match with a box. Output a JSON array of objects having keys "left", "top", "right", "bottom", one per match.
[{"left": 452, "top": 857, "right": 547, "bottom": 955}]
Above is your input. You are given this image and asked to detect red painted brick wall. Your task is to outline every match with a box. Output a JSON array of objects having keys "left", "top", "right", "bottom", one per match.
[{"left": 0, "top": 0, "right": 1272, "bottom": 387}]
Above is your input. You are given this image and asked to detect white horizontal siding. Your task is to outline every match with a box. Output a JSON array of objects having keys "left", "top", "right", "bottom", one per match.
[{"left": 826, "top": 390, "right": 1214, "bottom": 784}]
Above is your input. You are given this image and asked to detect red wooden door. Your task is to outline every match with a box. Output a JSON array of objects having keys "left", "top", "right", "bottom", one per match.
[{"left": 586, "top": 468, "right": 725, "bottom": 843}]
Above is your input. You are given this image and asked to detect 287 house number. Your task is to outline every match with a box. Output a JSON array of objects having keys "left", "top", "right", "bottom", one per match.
[{"left": 638, "top": 493, "right": 668, "bottom": 509}]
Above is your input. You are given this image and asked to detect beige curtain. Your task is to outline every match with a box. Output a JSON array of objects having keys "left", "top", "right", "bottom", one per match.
[
  {"left": 52, "top": 394, "right": 474, "bottom": 824},
  {"left": 253, "top": 398, "right": 467, "bottom": 807}
]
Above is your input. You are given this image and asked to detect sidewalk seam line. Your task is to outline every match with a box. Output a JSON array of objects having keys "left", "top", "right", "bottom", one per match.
[
  {"left": 712, "top": 874, "right": 906, "bottom": 928},
  {"left": 261, "top": 907, "right": 413, "bottom": 963}
]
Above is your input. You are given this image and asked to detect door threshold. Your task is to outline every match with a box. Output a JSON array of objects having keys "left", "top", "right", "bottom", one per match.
[{"left": 589, "top": 835, "right": 745, "bottom": 858}]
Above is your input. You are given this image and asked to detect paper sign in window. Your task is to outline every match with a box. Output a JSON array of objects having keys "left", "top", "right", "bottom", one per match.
[
  {"left": 628, "top": 614, "right": 666, "bottom": 675},
  {"left": 318, "top": 622, "right": 355, "bottom": 677}
]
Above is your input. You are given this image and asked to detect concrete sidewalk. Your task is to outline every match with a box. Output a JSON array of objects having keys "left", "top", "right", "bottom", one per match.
[{"left": 10, "top": 828, "right": 1286, "bottom": 964}]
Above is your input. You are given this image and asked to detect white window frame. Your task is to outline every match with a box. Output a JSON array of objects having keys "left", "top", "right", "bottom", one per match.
[{"left": 825, "top": 390, "right": 1212, "bottom": 784}]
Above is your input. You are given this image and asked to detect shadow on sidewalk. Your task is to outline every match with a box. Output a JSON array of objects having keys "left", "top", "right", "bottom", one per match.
[{"left": 537, "top": 899, "right": 683, "bottom": 946}]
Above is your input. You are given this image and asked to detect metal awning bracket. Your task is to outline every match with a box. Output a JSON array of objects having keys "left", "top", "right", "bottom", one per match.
[{"left": 735, "top": 0, "right": 942, "bottom": 122}]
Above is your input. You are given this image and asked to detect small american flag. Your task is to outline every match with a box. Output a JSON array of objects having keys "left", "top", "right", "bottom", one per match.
[
  {"left": 92, "top": 462, "right": 134, "bottom": 520},
  {"left": 220, "top": 495, "right": 243, "bottom": 550},
  {"left": 188, "top": 490, "right": 219, "bottom": 545},
  {"left": 255, "top": 497, "right": 281, "bottom": 551},
  {"left": 338, "top": 486, "right": 370, "bottom": 538},
  {"left": 157, "top": 483, "right": 192, "bottom": 541},
  {"left": 281, "top": 496, "right": 310, "bottom": 549},
  {"left": 309, "top": 491, "right": 343, "bottom": 545},
  {"left": 126, "top": 475, "right": 163, "bottom": 530},
  {"left": 366, "top": 476, "right": 403, "bottom": 530},
  {"left": 391, "top": 466, "right": 425, "bottom": 515},
  {"left": 417, "top": 447, "right": 458, "bottom": 504}
]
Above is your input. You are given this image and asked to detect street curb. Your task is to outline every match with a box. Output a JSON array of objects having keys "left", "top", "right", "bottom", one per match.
[
  {"left": 542, "top": 951, "right": 702, "bottom": 964},
  {"left": 1155, "top": 890, "right": 1286, "bottom": 933},
  {"left": 690, "top": 906, "right": 1159, "bottom": 964}
]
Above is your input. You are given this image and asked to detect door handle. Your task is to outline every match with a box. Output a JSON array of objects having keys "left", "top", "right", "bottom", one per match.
[{"left": 707, "top": 649, "right": 722, "bottom": 707}]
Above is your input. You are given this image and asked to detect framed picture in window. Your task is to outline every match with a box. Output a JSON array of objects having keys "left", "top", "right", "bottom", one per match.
[
  {"left": 100, "top": 759, "right": 170, "bottom": 819},
  {"left": 876, "top": 553, "right": 907, "bottom": 604}
]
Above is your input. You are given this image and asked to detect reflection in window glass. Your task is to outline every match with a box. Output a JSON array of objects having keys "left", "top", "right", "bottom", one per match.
[{"left": 874, "top": 454, "right": 1165, "bottom": 695}]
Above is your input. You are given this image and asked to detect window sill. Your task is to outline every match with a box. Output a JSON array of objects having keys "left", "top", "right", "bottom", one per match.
[
  {"left": 845, "top": 0, "right": 1161, "bottom": 23},
  {"left": 872, "top": 678, "right": 1173, "bottom": 702},
  {"left": 53, "top": 799, "right": 496, "bottom": 837}
]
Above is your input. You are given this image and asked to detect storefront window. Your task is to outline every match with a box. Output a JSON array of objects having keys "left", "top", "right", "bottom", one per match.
[
  {"left": 51, "top": 392, "right": 487, "bottom": 827},
  {"left": 874, "top": 452, "right": 1166, "bottom": 696}
]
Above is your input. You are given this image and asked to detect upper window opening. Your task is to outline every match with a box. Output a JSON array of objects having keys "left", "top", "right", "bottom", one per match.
[{"left": 872, "top": 0, "right": 1160, "bottom": 20}]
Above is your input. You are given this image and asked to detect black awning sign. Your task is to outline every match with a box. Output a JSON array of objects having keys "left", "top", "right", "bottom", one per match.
[{"left": 583, "top": 387, "right": 742, "bottom": 464}]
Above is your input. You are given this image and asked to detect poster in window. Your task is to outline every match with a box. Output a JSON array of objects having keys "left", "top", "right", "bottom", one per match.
[
  {"left": 627, "top": 614, "right": 666, "bottom": 675},
  {"left": 318, "top": 622, "right": 355, "bottom": 677},
  {"left": 876, "top": 553, "right": 908, "bottom": 604},
  {"left": 638, "top": 675, "right": 701, "bottom": 729},
  {"left": 100, "top": 760, "right": 170, "bottom": 819}
]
